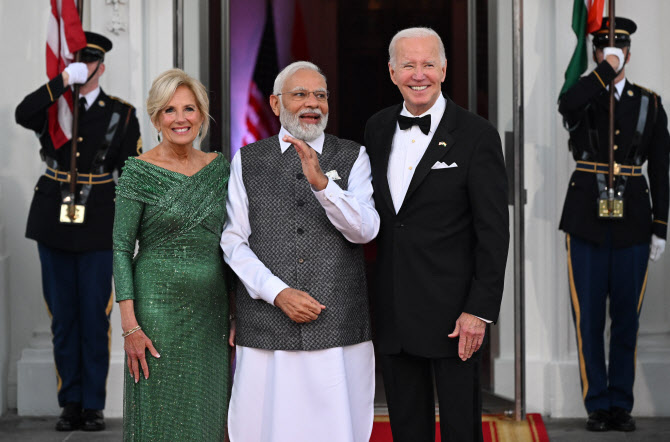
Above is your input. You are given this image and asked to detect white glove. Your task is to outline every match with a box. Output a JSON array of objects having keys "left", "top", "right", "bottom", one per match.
[
  {"left": 650, "top": 234, "right": 666, "bottom": 262},
  {"left": 603, "top": 47, "right": 624, "bottom": 71},
  {"left": 63, "top": 62, "right": 88, "bottom": 85}
]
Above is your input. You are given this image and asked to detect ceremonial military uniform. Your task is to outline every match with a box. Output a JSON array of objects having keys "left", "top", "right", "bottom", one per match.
[
  {"left": 15, "top": 32, "right": 141, "bottom": 431},
  {"left": 558, "top": 17, "right": 669, "bottom": 431}
]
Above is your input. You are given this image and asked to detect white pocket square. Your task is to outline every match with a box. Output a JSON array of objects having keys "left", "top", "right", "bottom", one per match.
[
  {"left": 325, "top": 170, "right": 341, "bottom": 180},
  {"left": 431, "top": 161, "right": 458, "bottom": 169}
]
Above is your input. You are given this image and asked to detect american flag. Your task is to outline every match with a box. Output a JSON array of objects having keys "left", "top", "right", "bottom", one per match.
[
  {"left": 46, "top": 0, "right": 86, "bottom": 149},
  {"left": 241, "top": 0, "right": 280, "bottom": 147},
  {"left": 242, "top": 81, "right": 279, "bottom": 145}
]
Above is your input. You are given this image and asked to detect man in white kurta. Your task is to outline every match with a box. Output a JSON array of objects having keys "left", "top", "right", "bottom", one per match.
[{"left": 220, "top": 61, "right": 380, "bottom": 442}]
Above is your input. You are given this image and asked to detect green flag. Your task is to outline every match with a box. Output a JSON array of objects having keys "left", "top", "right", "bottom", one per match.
[{"left": 560, "top": 0, "right": 589, "bottom": 97}]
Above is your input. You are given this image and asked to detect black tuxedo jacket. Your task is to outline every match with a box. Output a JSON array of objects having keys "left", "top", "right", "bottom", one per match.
[{"left": 364, "top": 99, "right": 509, "bottom": 358}]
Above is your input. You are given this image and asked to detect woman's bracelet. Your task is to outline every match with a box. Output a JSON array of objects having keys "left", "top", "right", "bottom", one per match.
[{"left": 122, "top": 325, "right": 142, "bottom": 338}]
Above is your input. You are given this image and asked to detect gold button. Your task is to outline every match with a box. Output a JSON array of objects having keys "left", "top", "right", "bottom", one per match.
[
  {"left": 35, "top": 186, "right": 39, "bottom": 191},
  {"left": 409, "top": 166, "right": 413, "bottom": 170},
  {"left": 76, "top": 152, "right": 81, "bottom": 157},
  {"left": 615, "top": 129, "right": 620, "bottom": 135},
  {"left": 77, "top": 137, "right": 83, "bottom": 142},
  {"left": 646, "top": 189, "right": 649, "bottom": 193},
  {"left": 613, "top": 145, "right": 618, "bottom": 151},
  {"left": 571, "top": 182, "right": 575, "bottom": 186},
  {"left": 411, "top": 140, "right": 415, "bottom": 143},
  {"left": 627, "top": 90, "right": 634, "bottom": 97}
]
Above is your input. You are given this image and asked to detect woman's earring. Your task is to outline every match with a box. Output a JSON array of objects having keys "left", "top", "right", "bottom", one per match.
[
  {"left": 157, "top": 130, "right": 161, "bottom": 142},
  {"left": 198, "top": 127, "right": 203, "bottom": 138}
]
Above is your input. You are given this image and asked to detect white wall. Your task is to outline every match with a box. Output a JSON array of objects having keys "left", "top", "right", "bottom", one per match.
[
  {"left": 0, "top": 1, "right": 55, "bottom": 414},
  {"left": 0, "top": 216, "right": 9, "bottom": 415}
]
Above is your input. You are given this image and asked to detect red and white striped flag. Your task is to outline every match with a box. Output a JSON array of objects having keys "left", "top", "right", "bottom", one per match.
[
  {"left": 241, "top": 81, "right": 279, "bottom": 146},
  {"left": 46, "top": 0, "right": 86, "bottom": 149},
  {"left": 240, "top": 0, "right": 280, "bottom": 147}
]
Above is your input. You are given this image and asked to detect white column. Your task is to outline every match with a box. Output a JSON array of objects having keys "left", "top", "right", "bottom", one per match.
[{"left": 0, "top": 217, "right": 10, "bottom": 414}]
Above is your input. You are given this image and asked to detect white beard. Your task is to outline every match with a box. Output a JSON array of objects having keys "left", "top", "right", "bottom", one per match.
[{"left": 279, "top": 101, "right": 329, "bottom": 142}]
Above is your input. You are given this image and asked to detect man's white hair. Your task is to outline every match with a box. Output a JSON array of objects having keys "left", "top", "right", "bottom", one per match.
[
  {"left": 388, "top": 27, "right": 446, "bottom": 68},
  {"left": 273, "top": 61, "right": 327, "bottom": 95}
]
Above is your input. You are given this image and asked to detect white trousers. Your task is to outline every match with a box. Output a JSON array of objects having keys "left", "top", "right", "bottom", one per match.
[{"left": 228, "top": 341, "right": 375, "bottom": 442}]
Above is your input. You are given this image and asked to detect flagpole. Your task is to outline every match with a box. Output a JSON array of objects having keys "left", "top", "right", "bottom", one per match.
[
  {"left": 607, "top": 0, "right": 616, "bottom": 214},
  {"left": 512, "top": 0, "right": 526, "bottom": 422},
  {"left": 67, "top": 0, "right": 84, "bottom": 220}
]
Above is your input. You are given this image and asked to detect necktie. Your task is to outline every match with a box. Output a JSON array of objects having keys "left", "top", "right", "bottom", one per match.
[
  {"left": 79, "top": 98, "right": 87, "bottom": 114},
  {"left": 397, "top": 114, "right": 431, "bottom": 135}
]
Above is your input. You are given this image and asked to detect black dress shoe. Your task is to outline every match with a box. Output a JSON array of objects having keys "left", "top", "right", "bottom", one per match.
[
  {"left": 81, "top": 409, "right": 106, "bottom": 431},
  {"left": 586, "top": 409, "right": 610, "bottom": 431},
  {"left": 609, "top": 407, "right": 636, "bottom": 432},
  {"left": 55, "top": 402, "right": 81, "bottom": 431}
]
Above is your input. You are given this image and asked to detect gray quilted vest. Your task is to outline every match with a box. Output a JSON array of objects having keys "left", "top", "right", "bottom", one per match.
[{"left": 235, "top": 134, "right": 372, "bottom": 351}]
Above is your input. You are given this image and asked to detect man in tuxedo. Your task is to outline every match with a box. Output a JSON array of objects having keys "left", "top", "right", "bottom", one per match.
[{"left": 364, "top": 27, "right": 509, "bottom": 441}]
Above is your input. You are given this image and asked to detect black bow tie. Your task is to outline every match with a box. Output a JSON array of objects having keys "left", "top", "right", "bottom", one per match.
[{"left": 397, "top": 114, "right": 431, "bottom": 135}]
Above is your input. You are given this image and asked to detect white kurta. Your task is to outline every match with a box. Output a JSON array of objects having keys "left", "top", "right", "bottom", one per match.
[
  {"left": 228, "top": 342, "right": 375, "bottom": 442},
  {"left": 220, "top": 127, "right": 380, "bottom": 442}
]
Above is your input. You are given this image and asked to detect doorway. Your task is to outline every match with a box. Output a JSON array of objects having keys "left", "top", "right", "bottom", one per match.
[{"left": 216, "top": 0, "right": 514, "bottom": 413}]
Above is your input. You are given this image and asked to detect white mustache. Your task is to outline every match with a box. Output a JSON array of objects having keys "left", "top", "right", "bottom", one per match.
[
  {"left": 279, "top": 100, "right": 328, "bottom": 142},
  {"left": 297, "top": 108, "right": 324, "bottom": 117}
]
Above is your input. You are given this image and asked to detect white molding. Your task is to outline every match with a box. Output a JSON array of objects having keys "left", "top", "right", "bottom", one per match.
[
  {"left": 0, "top": 221, "right": 10, "bottom": 414},
  {"left": 17, "top": 340, "right": 126, "bottom": 417},
  {"left": 105, "top": 0, "right": 128, "bottom": 35},
  {"left": 495, "top": 333, "right": 670, "bottom": 417}
]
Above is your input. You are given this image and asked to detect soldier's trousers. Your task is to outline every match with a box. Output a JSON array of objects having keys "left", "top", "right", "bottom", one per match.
[
  {"left": 566, "top": 232, "right": 649, "bottom": 413},
  {"left": 37, "top": 243, "right": 113, "bottom": 411}
]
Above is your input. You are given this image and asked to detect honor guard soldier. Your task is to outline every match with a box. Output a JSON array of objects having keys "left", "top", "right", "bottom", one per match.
[
  {"left": 15, "top": 31, "right": 141, "bottom": 431},
  {"left": 559, "top": 17, "right": 669, "bottom": 432}
]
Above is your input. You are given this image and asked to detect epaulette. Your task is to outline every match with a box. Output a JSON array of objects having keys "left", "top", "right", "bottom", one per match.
[
  {"left": 108, "top": 95, "right": 135, "bottom": 108},
  {"left": 633, "top": 83, "right": 658, "bottom": 98}
]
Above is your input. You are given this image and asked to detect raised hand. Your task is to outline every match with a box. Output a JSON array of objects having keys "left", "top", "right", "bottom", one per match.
[{"left": 283, "top": 135, "right": 328, "bottom": 191}]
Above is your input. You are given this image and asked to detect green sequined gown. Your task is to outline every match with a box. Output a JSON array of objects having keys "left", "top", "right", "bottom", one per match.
[{"left": 113, "top": 154, "right": 230, "bottom": 441}]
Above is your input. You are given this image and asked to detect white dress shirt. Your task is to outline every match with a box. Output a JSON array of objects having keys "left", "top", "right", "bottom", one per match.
[
  {"left": 79, "top": 86, "right": 100, "bottom": 110},
  {"left": 220, "top": 126, "right": 380, "bottom": 305},
  {"left": 387, "top": 94, "right": 447, "bottom": 213},
  {"left": 607, "top": 77, "right": 626, "bottom": 101}
]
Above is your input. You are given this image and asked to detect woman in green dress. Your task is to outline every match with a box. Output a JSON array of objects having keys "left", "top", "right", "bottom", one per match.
[{"left": 112, "top": 69, "right": 230, "bottom": 441}]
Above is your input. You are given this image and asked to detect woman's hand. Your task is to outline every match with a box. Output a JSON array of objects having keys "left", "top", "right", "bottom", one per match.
[
  {"left": 124, "top": 329, "right": 160, "bottom": 383},
  {"left": 228, "top": 319, "right": 236, "bottom": 347}
]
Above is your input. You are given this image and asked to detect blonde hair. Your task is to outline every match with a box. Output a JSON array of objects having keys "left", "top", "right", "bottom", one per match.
[{"left": 146, "top": 69, "right": 210, "bottom": 139}]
